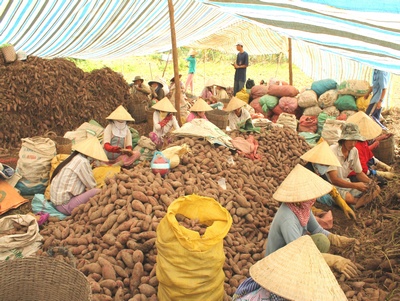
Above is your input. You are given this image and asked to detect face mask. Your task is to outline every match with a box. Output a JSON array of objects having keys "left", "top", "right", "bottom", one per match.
[{"left": 313, "top": 163, "right": 329, "bottom": 175}]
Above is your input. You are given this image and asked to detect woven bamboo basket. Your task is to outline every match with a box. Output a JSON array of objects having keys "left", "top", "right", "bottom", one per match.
[
  {"left": 54, "top": 137, "right": 72, "bottom": 154},
  {"left": 205, "top": 109, "right": 229, "bottom": 129},
  {"left": 0, "top": 256, "right": 92, "bottom": 301},
  {"left": 372, "top": 135, "right": 395, "bottom": 164},
  {"left": 1, "top": 45, "right": 17, "bottom": 63},
  {"left": 44, "top": 131, "right": 72, "bottom": 154}
]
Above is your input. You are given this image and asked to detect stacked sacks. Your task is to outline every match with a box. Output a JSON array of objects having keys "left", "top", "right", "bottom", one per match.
[
  {"left": 249, "top": 84, "right": 270, "bottom": 117},
  {"left": 268, "top": 82, "right": 300, "bottom": 123}
]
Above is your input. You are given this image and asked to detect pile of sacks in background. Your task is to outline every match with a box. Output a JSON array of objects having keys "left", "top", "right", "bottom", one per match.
[{"left": 245, "top": 78, "right": 371, "bottom": 146}]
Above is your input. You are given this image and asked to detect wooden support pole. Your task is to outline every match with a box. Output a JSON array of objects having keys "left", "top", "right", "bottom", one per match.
[
  {"left": 168, "top": 0, "right": 181, "bottom": 125},
  {"left": 288, "top": 37, "right": 293, "bottom": 86}
]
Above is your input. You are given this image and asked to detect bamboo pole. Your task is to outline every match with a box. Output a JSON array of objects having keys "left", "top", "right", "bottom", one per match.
[
  {"left": 168, "top": 0, "right": 181, "bottom": 125},
  {"left": 162, "top": 50, "right": 171, "bottom": 78},
  {"left": 288, "top": 37, "right": 293, "bottom": 86}
]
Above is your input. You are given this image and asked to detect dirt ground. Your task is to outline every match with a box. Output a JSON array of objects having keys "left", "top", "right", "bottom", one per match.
[{"left": 1, "top": 108, "right": 399, "bottom": 300}]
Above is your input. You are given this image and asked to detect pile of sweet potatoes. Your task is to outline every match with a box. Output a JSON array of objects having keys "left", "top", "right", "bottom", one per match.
[{"left": 38, "top": 126, "right": 310, "bottom": 300}]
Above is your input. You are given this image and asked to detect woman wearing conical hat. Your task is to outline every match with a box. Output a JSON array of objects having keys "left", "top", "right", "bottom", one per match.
[
  {"left": 150, "top": 97, "right": 180, "bottom": 148},
  {"left": 50, "top": 137, "right": 108, "bottom": 216},
  {"left": 214, "top": 83, "right": 229, "bottom": 102},
  {"left": 300, "top": 141, "right": 356, "bottom": 220},
  {"left": 265, "top": 165, "right": 359, "bottom": 280},
  {"left": 233, "top": 236, "right": 348, "bottom": 301},
  {"left": 200, "top": 78, "right": 215, "bottom": 101},
  {"left": 186, "top": 98, "right": 212, "bottom": 123},
  {"left": 103, "top": 105, "right": 140, "bottom": 167},
  {"left": 226, "top": 97, "right": 252, "bottom": 130},
  {"left": 346, "top": 111, "right": 394, "bottom": 184}
]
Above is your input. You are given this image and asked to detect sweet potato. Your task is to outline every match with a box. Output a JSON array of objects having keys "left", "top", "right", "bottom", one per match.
[
  {"left": 132, "top": 191, "right": 148, "bottom": 203},
  {"left": 100, "top": 214, "right": 119, "bottom": 233},
  {"left": 132, "top": 250, "right": 144, "bottom": 264},
  {"left": 82, "top": 262, "right": 102, "bottom": 275},
  {"left": 102, "top": 264, "right": 117, "bottom": 281},
  {"left": 139, "top": 283, "right": 156, "bottom": 297},
  {"left": 116, "top": 231, "right": 131, "bottom": 245},
  {"left": 121, "top": 250, "right": 134, "bottom": 268},
  {"left": 114, "top": 265, "right": 129, "bottom": 278},
  {"left": 102, "top": 204, "right": 115, "bottom": 217},
  {"left": 131, "top": 200, "right": 146, "bottom": 213},
  {"left": 99, "top": 279, "right": 117, "bottom": 291},
  {"left": 92, "top": 294, "right": 113, "bottom": 301}
]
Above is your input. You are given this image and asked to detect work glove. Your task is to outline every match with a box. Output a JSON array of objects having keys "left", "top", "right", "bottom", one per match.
[
  {"left": 376, "top": 160, "right": 393, "bottom": 172},
  {"left": 322, "top": 253, "right": 359, "bottom": 279},
  {"left": 329, "top": 186, "right": 356, "bottom": 220},
  {"left": 104, "top": 143, "right": 121, "bottom": 153},
  {"left": 328, "top": 234, "right": 358, "bottom": 249},
  {"left": 376, "top": 170, "right": 395, "bottom": 180}
]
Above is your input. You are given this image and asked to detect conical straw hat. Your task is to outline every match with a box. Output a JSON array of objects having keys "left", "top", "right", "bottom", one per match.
[
  {"left": 300, "top": 141, "right": 341, "bottom": 167},
  {"left": 72, "top": 136, "right": 108, "bottom": 162},
  {"left": 204, "top": 78, "right": 215, "bottom": 87},
  {"left": 151, "top": 97, "right": 177, "bottom": 113},
  {"left": 346, "top": 111, "right": 382, "bottom": 140},
  {"left": 188, "top": 48, "right": 198, "bottom": 56},
  {"left": 273, "top": 164, "right": 332, "bottom": 202},
  {"left": 226, "top": 97, "right": 246, "bottom": 111},
  {"left": 106, "top": 105, "right": 135, "bottom": 121},
  {"left": 190, "top": 98, "right": 213, "bottom": 112},
  {"left": 250, "top": 235, "right": 347, "bottom": 301}
]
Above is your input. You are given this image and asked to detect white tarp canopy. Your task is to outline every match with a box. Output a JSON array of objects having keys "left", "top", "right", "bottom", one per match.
[{"left": 1, "top": 0, "right": 400, "bottom": 82}]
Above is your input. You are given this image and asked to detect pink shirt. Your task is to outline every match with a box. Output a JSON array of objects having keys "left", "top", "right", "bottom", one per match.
[{"left": 186, "top": 112, "right": 208, "bottom": 123}]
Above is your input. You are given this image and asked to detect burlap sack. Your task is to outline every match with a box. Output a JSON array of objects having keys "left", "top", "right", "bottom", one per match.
[
  {"left": 318, "top": 89, "right": 338, "bottom": 108},
  {"left": 0, "top": 215, "right": 43, "bottom": 260},
  {"left": 298, "top": 90, "right": 318, "bottom": 108}
]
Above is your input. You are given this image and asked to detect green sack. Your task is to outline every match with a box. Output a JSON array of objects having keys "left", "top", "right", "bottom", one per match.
[
  {"left": 334, "top": 95, "right": 357, "bottom": 111},
  {"left": 260, "top": 94, "right": 279, "bottom": 110},
  {"left": 130, "top": 127, "right": 140, "bottom": 147},
  {"left": 298, "top": 132, "right": 321, "bottom": 147},
  {"left": 311, "top": 79, "right": 337, "bottom": 97},
  {"left": 317, "top": 112, "right": 336, "bottom": 134},
  {"left": 239, "top": 119, "right": 260, "bottom": 133}
]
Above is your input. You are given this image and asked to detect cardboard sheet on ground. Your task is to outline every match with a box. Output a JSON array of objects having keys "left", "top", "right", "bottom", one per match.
[
  {"left": 0, "top": 181, "right": 29, "bottom": 215},
  {"left": 173, "top": 119, "right": 233, "bottom": 148}
]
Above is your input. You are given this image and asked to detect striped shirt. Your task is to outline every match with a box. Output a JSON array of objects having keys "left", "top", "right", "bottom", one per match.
[{"left": 50, "top": 154, "right": 96, "bottom": 205}]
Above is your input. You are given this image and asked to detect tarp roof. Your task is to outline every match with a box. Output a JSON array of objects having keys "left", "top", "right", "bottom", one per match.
[{"left": 1, "top": 0, "right": 400, "bottom": 81}]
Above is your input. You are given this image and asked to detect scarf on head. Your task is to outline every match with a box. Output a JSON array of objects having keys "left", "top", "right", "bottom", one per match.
[
  {"left": 159, "top": 113, "right": 173, "bottom": 128},
  {"left": 286, "top": 199, "right": 315, "bottom": 227}
]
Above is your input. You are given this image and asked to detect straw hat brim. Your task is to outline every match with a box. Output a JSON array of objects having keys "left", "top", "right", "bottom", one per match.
[
  {"left": 152, "top": 97, "right": 177, "bottom": 113},
  {"left": 106, "top": 105, "right": 135, "bottom": 122},
  {"left": 273, "top": 164, "right": 333, "bottom": 202},
  {"left": 72, "top": 137, "right": 108, "bottom": 162},
  {"left": 346, "top": 111, "right": 382, "bottom": 140},
  {"left": 226, "top": 97, "right": 246, "bottom": 111},
  {"left": 300, "top": 141, "right": 342, "bottom": 167},
  {"left": 250, "top": 236, "right": 347, "bottom": 301},
  {"left": 148, "top": 80, "right": 163, "bottom": 87},
  {"left": 133, "top": 76, "right": 144, "bottom": 82},
  {"left": 190, "top": 98, "right": 213, "bottom": 112},
  {"left": 205, "top": 79, "right": 215, "bottom": 87}
]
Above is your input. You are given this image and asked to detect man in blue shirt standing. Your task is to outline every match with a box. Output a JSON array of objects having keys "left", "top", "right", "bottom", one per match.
[
  {"left": 233, "top": 41, "right": 249, "bottom": 96},
  {"left": 365, "top": 69, "right": 390, "bottom": 121}
]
